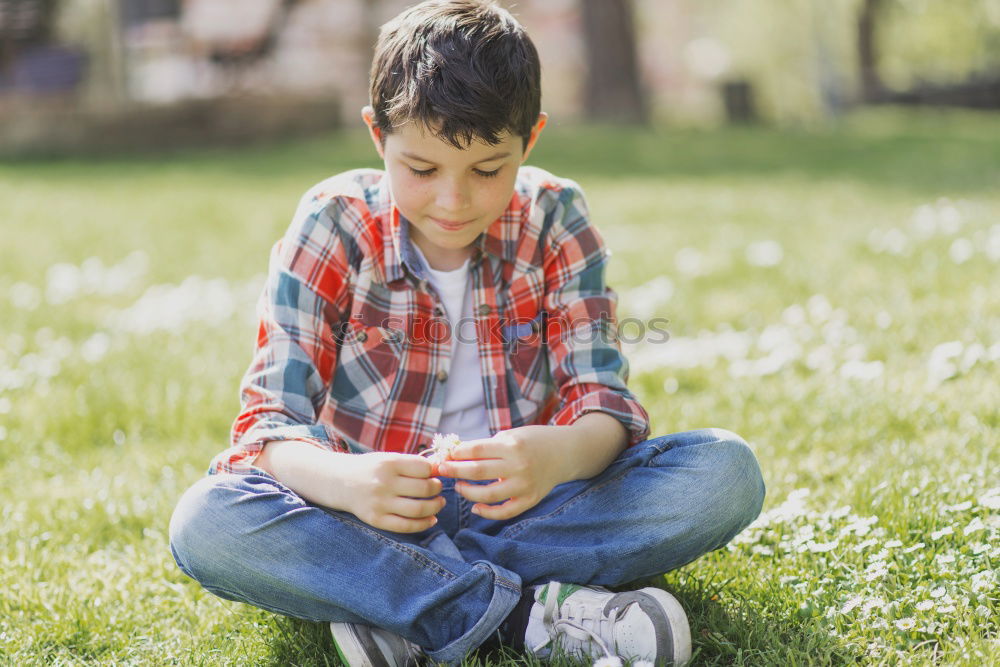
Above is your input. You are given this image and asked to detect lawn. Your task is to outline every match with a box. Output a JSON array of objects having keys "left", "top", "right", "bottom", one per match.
[{"left": 0, "top": 108, "right": 997, "bottom": 665}]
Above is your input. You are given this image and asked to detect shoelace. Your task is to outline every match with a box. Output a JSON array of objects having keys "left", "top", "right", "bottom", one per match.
[{"left": 529, "top": 582, "right": 631, "bottom": 660}]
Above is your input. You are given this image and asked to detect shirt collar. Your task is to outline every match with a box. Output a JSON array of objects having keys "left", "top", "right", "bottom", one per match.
[{"left": 378, "top": 174, "right": 525, "bottom": 285}]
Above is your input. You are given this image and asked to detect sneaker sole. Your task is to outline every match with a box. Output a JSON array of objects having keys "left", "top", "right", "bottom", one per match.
[
  {"left": 636, "top": 588, "right": 692, "bottom": 666},
  {"left": 330, "top": 623, "right": 394, "bottom": 667}
]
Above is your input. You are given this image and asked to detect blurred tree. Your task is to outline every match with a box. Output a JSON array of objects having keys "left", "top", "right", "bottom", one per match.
[
  {"left": 857, "top": 0, "right": 885, "bottom": 102},
  {"left": 580, "top": 0, "right": 647, "bottom": 124}
]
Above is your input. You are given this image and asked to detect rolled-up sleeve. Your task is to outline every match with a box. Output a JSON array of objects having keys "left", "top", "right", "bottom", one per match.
[
  {"left": 542, "top": 184, "right": 651, "bottom": 446},
  {"left": 209, "top": 195, "right": 354, "bottom": 475}
]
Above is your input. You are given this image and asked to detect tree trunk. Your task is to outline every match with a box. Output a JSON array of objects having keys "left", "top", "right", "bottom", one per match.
[
  {"left": 857, "top": 0, "right": 884, "bottom": 103},
  {"left": 579, "top": 0, "right": 647, "bottom": 124}
]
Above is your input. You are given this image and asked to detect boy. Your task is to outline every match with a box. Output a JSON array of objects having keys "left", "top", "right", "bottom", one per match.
[{"left": 168, "top": 1, "right": 765, "bottom": 665}]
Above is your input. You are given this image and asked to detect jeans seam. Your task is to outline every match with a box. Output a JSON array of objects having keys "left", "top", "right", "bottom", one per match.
[{"left": 325, "top": 511, "right": 459, "bottom": 581}]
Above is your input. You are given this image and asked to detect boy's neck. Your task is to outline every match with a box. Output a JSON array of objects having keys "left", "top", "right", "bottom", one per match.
[{"left": 412, "top": 234, "right": 474, "bottom": 272}]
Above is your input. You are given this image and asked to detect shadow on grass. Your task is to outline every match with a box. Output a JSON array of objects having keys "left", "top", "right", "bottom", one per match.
[{"left": 255, "top": 571, "right": 859, "bottom": 667}]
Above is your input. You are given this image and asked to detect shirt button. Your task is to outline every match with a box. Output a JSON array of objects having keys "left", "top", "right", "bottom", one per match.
[
  {"left": 477, "top": 304, "right": 491, "bottom": 316},
  {"left": 436, "top": 369, "right": 449, "bottom": 383}
]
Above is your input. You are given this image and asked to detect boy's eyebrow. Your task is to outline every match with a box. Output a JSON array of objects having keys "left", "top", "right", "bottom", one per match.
[{"left": 401, "top": 151, "right": 511, "bottom": 165}]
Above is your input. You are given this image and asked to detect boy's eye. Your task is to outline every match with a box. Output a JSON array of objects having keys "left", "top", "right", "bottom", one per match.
[
  {"left": 408, "top": 166, "right": 435, "bottom": 178},
  {"left": 474, "top": 168, "right": 501, "bottom": 179}
]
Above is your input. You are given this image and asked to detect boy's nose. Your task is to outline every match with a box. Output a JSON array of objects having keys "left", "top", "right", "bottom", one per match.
[{"left": 435, "top": 180, "right": 471, "bottom": 211}]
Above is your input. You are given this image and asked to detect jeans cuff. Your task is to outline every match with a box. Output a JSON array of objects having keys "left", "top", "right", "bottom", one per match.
[{"left": 422, "top": 561, "right": 522, "bottom": 665}]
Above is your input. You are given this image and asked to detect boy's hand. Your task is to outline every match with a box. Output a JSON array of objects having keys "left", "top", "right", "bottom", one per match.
[
  {"left": 435, "top": 425, "right": 574, "bottom": 521},
  {"left": 341, "top": 452, "right": 445, "bottom": 534}
]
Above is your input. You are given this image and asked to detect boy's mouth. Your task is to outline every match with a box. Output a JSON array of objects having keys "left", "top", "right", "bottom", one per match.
[{"left": 429, "top": 216, "right": 475, "bottom": 231}]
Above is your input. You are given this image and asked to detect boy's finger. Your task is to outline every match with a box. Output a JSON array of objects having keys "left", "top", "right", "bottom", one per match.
[
  {"left": 437, "top": 459, "right": 501, "bottom": 480},
  {"left": 456, "top": 479, "right": 512, "bottom": 505},
  {"left": 378, "top": 513, "right": 438, "bottom": 534},
  {"left": 395, "top": 454, "right": 436, "bottom": 478},
  {"left": 470, "top": 498, "right": 521, "bottom": 521},
  {"left": 449, "top": 438, "right": 498, "bottom": 461}
]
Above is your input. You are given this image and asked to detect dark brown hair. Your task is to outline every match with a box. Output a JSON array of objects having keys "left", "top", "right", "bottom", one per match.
[{"left": 369, "top": 0, "right": 541, "bottom": 150}]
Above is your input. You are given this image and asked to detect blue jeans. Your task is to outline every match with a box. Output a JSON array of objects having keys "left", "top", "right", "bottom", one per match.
[{"left": 168, "top": 428, "right": 764, "bottom": 665}]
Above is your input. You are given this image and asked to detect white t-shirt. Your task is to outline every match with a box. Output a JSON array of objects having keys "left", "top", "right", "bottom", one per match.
[{"left": 412, "top": 244, "right": 492, "bottom": 441}]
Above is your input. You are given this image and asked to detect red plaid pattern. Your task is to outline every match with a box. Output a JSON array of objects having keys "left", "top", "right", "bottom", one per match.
[{"left": 211, "top": 166, "right": 650, "bottom": 475}]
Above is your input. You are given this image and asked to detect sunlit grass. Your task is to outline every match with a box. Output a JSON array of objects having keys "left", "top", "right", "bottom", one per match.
[{"left": 1, "top": 108, "right": 997, "bottom": 665}]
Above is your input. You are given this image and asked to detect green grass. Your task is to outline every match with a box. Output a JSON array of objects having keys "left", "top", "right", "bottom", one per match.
[{"left": 1, "top": 107, "right": 997, "bottom": 665}]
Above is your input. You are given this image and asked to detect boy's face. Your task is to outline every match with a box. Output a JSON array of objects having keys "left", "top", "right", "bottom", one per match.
[{"left": 363, "top": 107, "right": 547, "bottom": 270}]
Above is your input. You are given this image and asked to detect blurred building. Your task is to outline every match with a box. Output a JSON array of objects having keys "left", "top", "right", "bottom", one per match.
[{"left": 1, "top": 0, "right": 997, "bottom": 154}]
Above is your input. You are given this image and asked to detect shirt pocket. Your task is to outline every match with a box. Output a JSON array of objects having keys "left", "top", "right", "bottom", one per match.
[
  {"left": 329, "top": 320, "right": 404, "bottom": 411},
  {"left": 502, "top": 311, "right": 550, "bottom": 404}
]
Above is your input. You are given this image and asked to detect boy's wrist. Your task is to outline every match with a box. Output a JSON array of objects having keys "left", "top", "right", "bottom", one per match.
[{"left": 257, "top": 440, "right": 355, "bottom": 512}]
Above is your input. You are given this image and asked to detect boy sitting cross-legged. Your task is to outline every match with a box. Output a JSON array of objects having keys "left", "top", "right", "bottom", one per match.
[{"left": 168, "top": 1, "right": 765, "bottom": 665}]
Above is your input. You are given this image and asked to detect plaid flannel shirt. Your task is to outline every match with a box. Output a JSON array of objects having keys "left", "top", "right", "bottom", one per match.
[{"left": 210, "top": 166, "right": 650, "bottom": 475}]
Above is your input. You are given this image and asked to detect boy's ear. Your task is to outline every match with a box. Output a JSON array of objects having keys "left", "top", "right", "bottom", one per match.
[
  {"left": 520, "top": 112, "right": 548, "bottom": 163},
  {"left": 361, "top": 106, "right": 385, "bottom": 159}
]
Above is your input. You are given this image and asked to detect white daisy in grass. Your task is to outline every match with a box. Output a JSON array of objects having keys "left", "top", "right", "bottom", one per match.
[
  {"left": 916, "top": 600, "right": 934, "bottom": 611},
  {"left": 895, "top": 618, "right": 916, "bottom": 631},
  {"left": 930, "top": 587, "right": 947, "bottom": 599},
  {"left": 885, "top": 539, "right": 903, "bottom": 549},
  {"left": 930, "top": 526, "right": 954, "bottom": 540},
  {"left": 977, "top": 488, "right": 1000, "bottom": 510},
  {"left": 963, "top": 517, "right": 986, "bottom": 535},
  {"left": 592, "top": 657, "right": 623, "bottom": 667},
  {"left": 902, "top": 542, "right": 925, "bottom": 553},
  {"left": 861, "top": 597, "right": 886, "bottom": 615},
  {"left": 943, "top": 500, "right": 973, "bottom": 512},
  {"left": 865, "top": 562, "right": 889, "bottom": 582},
  {"left": 841, "top": 595, "right": 864, "bottom": 614},
  {"left": 420, "top": 433, "right": 462, "bottom": 463},
  {"left": 970, "top": 570, "right": 996, "bottom": 593}
]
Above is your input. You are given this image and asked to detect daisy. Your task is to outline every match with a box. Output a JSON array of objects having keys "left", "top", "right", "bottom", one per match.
[
  {"left": 894, "top": 618, "right": 916, "bottom": 631},
  {"left": 420, "top": 432, "right": 462, "bottom": 463}
]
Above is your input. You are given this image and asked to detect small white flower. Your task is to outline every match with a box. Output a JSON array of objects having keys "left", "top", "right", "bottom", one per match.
[
  {"left": 894, "top": 618, "right": 916, "bottom": 631},
  {"left": 861, "top": 597, "right": 886, "bottom": 615},
  {"left": 970, "top": 570, "right": 996, "bottom": 593},
  {"left": 421, "top": 433, "right": 462, "bottom": 462},
  {"left": 592, "top": 657, "right": 623, "bottom": 667},
  {"left": 865, "top": 563, "right": 889, "bottom": 582},
  {"left": 930, "top": 526, "right": 954, "bottom": 540},
  {"left": 746, "top": 240, "right": 784, "bottom": 267},
  {"left": 852, "top": 538, "right": 878, "bottom": 552},
  {"left": 936, "top": 604, "right": 956, "bottom": 614},
  {"left": 885, "top": 539, "right": 903, "bottom": 549},
  {"left": 963, "top": 517, "right": 985, "bottom": 535},
  {"left": 808, "top": 540, "right": 839, "bottom": 553},
  {"left": 841, "top": 595, "right": 864, "bottom": 614},
  {"left": 916, "top": 600, "right": 934, "bottom": 611},
  {"left": 977, "top": 488, "right": 1000, "bottom": 510},
  {"left": 942, "top": 501, "right": 973, "bottom": 512},
  {"left": 930, "top": 587, "right": 947, "bottom": 599},
  {"left": 902, "top": 542, "right": 925, "bottom": 553},
  {"left": 935, "top": 553, "right": 956, "bottom": 565}
]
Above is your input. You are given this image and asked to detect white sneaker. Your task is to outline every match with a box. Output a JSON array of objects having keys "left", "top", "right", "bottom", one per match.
[
  {"left": 524, "top": 582, "right": 691, "bottom": 666},
  {"left": 329, "top": 622, "right": 424, "bottom": 667}
]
